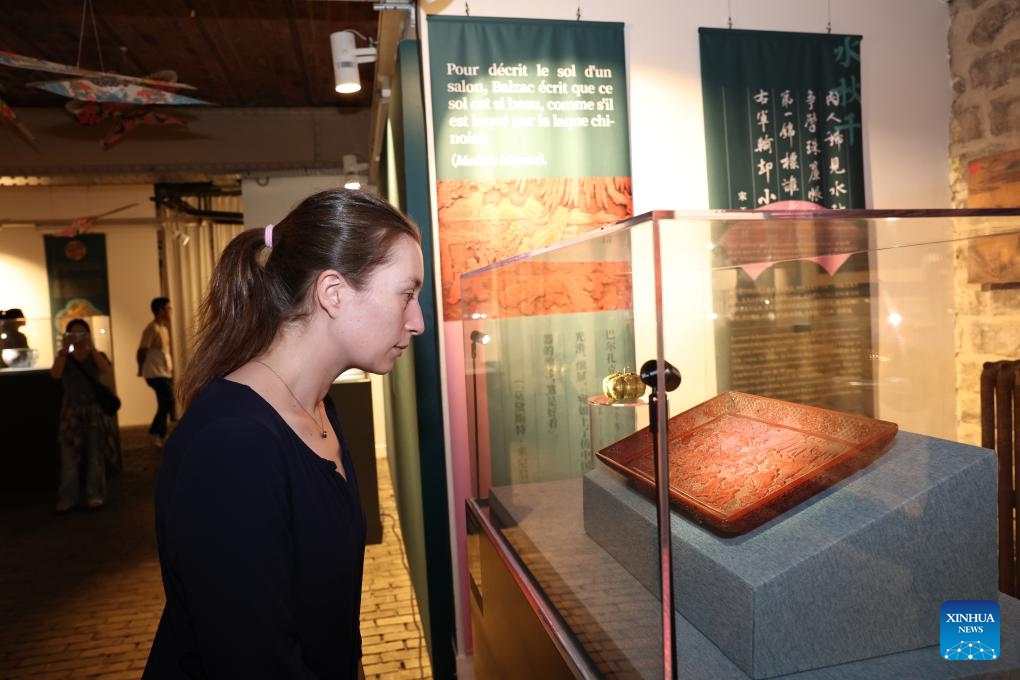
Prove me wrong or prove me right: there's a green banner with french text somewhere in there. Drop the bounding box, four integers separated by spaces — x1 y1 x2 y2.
429 16 630 181
428 17 635 489
427 16 633 323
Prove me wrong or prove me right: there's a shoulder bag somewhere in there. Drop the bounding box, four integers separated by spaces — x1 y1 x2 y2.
66 353 122 416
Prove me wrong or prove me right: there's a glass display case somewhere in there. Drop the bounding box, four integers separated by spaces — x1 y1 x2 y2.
460 209 1020 679
0 312 112 371
1 313 49 370
0 313 78 497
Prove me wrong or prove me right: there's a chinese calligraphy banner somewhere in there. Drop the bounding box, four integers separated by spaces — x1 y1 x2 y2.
482 316 637 486
699 29 873 417
699 28 865 209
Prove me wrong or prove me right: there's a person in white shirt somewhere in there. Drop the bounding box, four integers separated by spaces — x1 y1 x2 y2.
137 297 174 447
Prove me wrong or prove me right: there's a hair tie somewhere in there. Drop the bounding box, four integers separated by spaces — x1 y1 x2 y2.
264 224 274 248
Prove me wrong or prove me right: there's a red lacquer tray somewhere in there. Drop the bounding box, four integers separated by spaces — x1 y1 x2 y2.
595 391 898 536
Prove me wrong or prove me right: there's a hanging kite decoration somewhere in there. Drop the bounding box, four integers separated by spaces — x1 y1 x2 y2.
0 94 36 143
60 203 139 237
66 101 187 148
0 50 208 105
64 70 192 148
31 75 208 106
0 0 211 148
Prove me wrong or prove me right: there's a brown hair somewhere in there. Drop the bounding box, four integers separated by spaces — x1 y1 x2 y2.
177 189 421 407
66 318 90 334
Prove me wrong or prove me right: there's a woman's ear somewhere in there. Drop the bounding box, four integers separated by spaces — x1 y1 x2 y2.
314 269 348 318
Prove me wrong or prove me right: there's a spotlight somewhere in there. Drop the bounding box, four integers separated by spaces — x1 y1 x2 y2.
170 227 191 246
342 154 368 190
330 30 377 94
470 330 490 346
162 223 191 247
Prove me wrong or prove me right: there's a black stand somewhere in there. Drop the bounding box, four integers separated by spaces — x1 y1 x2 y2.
640 359 681 680
471 332 487 497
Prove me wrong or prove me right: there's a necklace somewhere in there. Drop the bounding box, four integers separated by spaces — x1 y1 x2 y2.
253 360 328 439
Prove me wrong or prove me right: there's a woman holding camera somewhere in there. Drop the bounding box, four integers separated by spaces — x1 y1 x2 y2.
50 318 118 512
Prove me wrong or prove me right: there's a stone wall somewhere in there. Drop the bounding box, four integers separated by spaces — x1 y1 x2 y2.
949 0 1020 444
950 0 1020 187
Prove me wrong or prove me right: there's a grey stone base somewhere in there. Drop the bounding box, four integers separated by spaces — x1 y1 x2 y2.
581 431 999 678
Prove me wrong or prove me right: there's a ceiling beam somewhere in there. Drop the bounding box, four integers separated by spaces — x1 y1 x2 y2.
285 0 315 105
368 8 408 187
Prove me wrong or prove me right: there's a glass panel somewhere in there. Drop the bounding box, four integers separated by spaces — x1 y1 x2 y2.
462 209 1020 678
0 314 58 371
462 216 666 677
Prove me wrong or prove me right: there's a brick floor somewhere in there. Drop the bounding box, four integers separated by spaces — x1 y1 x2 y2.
362 463 433 680
0 433 431 679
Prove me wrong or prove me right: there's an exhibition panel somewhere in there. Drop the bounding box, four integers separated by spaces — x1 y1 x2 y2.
460 209 1020 679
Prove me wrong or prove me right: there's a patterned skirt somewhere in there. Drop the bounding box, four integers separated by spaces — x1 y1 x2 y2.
59 394 120 472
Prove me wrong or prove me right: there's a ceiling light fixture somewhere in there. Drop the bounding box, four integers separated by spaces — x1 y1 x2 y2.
342 153 369 190
161 221 192 247
330 30 377 94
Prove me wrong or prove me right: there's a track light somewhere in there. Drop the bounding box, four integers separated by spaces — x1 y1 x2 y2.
330 30 377 94
341 153 369 190
170 227 190 246
162 222 191 247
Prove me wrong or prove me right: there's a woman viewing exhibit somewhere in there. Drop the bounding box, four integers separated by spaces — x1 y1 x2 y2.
143 189 425 679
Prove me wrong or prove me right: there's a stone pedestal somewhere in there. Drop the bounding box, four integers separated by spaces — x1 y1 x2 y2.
583 431 998 678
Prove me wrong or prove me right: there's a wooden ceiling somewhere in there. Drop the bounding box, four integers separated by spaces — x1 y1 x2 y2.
0 0 383 110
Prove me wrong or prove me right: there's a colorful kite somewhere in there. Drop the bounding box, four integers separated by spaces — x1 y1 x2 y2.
0 49 198 92
29 77 210 106
66 101 186 148
0 95 36 143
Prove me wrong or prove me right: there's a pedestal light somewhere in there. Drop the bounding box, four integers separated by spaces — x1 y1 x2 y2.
470 330 490 498
640 358 682 680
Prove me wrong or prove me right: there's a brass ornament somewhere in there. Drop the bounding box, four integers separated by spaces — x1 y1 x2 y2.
602 369 646 401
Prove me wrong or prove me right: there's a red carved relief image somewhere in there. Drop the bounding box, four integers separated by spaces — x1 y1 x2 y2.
439 176 633 321
596 392 897 536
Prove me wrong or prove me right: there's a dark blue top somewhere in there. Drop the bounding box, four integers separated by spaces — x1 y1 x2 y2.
143 378 366 679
